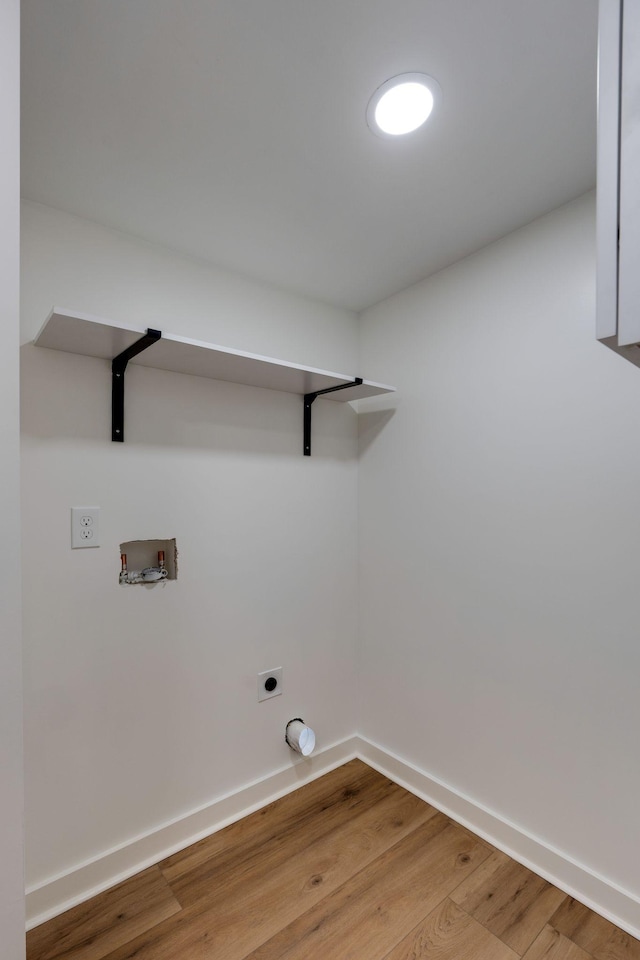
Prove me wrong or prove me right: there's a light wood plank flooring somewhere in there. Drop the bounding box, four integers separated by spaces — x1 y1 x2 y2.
27 759 640 960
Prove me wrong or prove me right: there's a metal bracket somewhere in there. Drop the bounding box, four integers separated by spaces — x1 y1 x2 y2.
112 329 162 441
303 378 363 456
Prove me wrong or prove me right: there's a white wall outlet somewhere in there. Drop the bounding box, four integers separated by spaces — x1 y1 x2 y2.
258 667 283 702
71 507 100 549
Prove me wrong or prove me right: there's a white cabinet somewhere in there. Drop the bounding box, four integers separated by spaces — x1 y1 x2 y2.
597 0 640 365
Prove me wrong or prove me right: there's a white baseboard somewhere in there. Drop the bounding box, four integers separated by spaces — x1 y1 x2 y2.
27 733 640 941
25 736 359 930
355 735 640 941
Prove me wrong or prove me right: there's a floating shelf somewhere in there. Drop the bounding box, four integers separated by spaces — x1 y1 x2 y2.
34 308 396 453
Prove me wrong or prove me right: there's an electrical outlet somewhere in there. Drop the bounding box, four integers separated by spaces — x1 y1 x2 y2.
258 667 283 702
71 507 100 549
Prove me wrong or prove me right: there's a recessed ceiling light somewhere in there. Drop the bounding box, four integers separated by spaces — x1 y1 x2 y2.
366 73 441 138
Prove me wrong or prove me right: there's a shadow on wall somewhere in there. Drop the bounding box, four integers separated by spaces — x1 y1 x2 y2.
20 343 359 461
358 408 396 455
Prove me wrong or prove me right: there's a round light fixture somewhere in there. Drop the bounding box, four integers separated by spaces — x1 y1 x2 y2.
366 72 441 138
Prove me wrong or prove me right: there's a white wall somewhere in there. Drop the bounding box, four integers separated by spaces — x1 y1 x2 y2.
358 193 640 903
1 1 26 956
21 202 359 894
24 191 640 929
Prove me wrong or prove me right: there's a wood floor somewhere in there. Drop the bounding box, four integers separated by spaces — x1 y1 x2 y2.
27 760 640 960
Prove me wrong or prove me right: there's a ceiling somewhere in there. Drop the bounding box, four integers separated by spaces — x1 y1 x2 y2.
21 0 598 312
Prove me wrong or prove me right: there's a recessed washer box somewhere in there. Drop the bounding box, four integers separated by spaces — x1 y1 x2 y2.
119 538 178 583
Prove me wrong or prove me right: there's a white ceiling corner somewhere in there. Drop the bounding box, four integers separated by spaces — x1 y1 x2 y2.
20 0 598 312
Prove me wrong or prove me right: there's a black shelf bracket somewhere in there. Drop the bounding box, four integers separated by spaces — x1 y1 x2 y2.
112 329 162 441
303 378 363 456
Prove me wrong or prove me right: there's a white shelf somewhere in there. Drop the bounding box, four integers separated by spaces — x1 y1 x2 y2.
34 308 396 452
34 308 395 403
